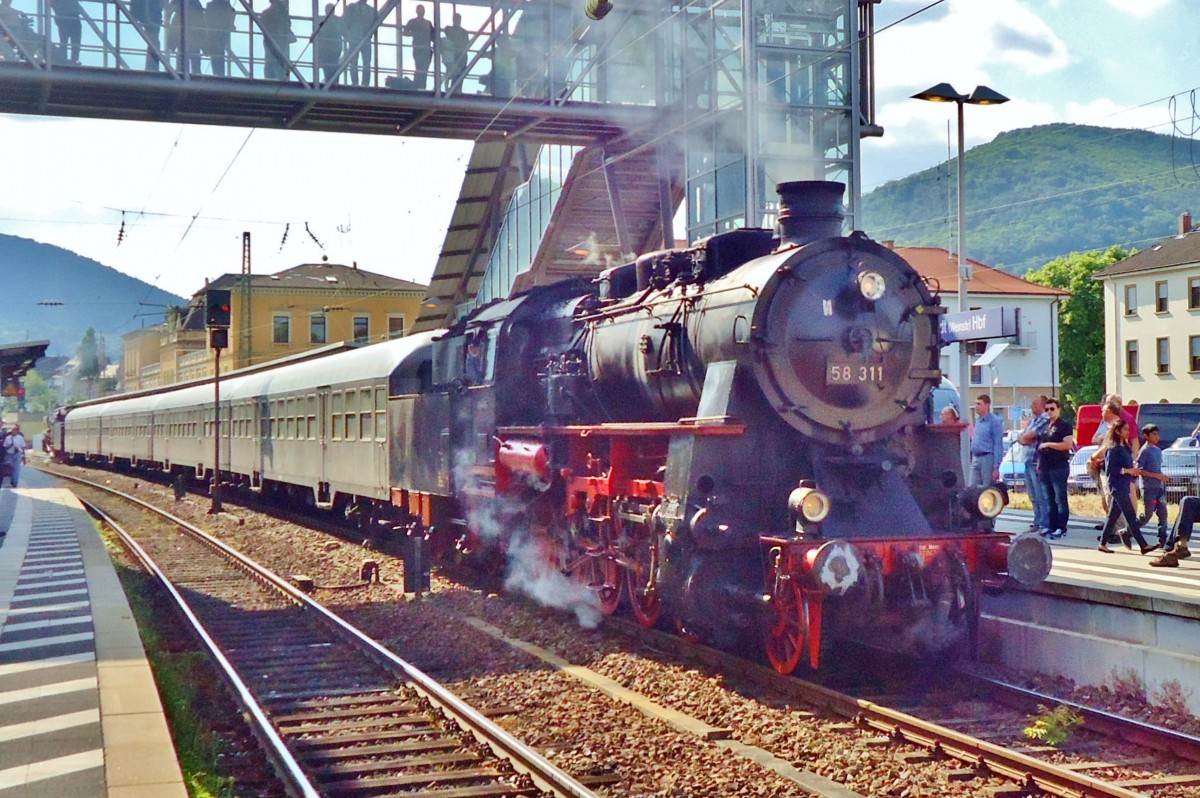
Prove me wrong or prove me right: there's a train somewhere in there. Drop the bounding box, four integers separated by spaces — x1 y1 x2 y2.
51 180 1052 673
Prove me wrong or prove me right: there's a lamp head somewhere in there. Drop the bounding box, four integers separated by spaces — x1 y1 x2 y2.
911 82 964 103
967 85 1009 106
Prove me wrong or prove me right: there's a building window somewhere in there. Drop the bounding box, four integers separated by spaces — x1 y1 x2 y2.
1191 336 1200 372
310 314 327 344
1124 285 1137 316
1190 277 1200 310
1157 337 1170 374
388 315 406 339
1156 280 1169 313
272 314 290 344
353 316 369 343
1125 339 1139 376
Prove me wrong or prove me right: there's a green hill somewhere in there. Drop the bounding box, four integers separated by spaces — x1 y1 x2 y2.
0 234 186 357
862 123 1200 274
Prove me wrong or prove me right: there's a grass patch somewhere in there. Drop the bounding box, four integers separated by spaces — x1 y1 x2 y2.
97 525 236 798
1006 489 1181 522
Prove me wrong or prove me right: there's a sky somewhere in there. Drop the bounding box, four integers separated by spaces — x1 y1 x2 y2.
3 0 1200 304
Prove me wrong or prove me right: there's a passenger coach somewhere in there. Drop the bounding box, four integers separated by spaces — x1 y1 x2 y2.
60 332 438 517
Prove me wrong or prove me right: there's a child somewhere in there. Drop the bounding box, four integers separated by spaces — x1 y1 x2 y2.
1136 424 1169 546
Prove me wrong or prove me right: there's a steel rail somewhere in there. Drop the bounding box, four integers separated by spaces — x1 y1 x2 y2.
968 671 1200 765
61 469 600 798
80 498 321 798
605 617 1148 798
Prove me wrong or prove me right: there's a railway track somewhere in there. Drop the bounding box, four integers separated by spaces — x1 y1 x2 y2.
69 474 599 798
601 616 1200 797
43 462 1200 797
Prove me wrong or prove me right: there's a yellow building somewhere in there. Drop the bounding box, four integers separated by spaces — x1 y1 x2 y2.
124 262 427 390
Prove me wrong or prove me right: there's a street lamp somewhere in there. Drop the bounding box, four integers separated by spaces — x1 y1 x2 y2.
912 83 1008 465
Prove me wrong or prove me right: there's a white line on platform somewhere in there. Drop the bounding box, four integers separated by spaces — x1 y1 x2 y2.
0 748 104 790
0 632 94 655
0 652 95 677
0 709 99 742
0 676 97 706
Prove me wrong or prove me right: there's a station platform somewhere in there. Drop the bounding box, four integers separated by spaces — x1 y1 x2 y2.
988 508 1200 711
0 469 185 798
994 508 1200 610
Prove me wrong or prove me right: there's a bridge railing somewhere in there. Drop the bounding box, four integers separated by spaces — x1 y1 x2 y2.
0 0 670 106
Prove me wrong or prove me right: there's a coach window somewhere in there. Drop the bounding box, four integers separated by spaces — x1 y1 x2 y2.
1125 339 1139 376
344 392 357 440
353 316 370 344
359 388 372 440
307 395 317 439
331 392 343 440
286 398 297 439
1124 285 1137 316
273 314 291 345
1155 281 1169 314
387 315 406 339
1157 337 1170 374
310 313 327 345
375 387 387 439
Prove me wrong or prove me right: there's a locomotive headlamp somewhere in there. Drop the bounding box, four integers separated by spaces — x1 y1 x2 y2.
976 486 1005 518
962 485 1006 520
857 271 887 301
789 485 831 524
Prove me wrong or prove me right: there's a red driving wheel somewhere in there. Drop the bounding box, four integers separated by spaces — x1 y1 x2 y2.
765 580 806 675
589 553 623 615
626 532 661 628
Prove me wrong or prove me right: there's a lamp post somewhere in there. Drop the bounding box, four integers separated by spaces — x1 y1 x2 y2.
912 83 1008 475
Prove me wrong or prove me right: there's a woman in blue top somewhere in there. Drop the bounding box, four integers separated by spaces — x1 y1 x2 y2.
1098 420 1158 554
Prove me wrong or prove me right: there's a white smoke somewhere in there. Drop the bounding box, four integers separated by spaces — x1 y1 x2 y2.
453 444 602 628
504 532 602 629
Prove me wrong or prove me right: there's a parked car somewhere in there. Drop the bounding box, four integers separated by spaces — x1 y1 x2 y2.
999 443 1027 487
1162 446 1200 500
1067 445 1099 493
1170 436 1200 449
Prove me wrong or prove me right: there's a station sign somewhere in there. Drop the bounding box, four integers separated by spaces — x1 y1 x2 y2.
939 307 1018 343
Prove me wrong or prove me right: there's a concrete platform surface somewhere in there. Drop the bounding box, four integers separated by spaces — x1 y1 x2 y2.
0 469 185 798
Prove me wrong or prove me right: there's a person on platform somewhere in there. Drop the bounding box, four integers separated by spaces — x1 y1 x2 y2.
1036 398 1073 540
202 0 235 76
969 394 1004 487
313 2 343 83
49 0 83 63
340 0 376 85
939 404 960 425
259 0 295 80
1136 423 1170 547
129 0 164 70
1150 495 1196 567
4 424 26 488
1097 420 1157 555
1017 394 1051 534
403 3 434 90
439 12 468 90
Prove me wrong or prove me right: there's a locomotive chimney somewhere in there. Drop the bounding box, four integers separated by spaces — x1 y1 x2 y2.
775 181 846 247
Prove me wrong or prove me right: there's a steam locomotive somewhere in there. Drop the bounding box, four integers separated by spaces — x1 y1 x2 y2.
55 180 1051 673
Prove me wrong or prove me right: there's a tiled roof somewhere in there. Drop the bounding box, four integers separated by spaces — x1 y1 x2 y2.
1093 230 1200 278
893 246 1069 297
205 262 428 294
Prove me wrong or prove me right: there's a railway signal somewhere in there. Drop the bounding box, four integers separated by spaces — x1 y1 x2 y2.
206 289 232 328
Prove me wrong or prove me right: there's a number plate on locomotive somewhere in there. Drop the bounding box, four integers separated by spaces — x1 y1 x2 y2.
826 359 885 385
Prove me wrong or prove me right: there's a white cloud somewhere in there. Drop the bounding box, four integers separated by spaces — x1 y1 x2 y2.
874 0 1069 93
1106 0 1171 18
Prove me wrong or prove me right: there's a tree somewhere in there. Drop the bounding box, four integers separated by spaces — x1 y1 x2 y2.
76 327 102 398
1025 246 1131 410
